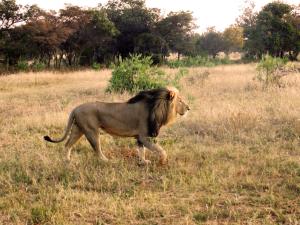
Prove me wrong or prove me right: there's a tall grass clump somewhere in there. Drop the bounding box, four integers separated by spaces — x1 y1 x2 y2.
92 62 101 71
255 54 289 89
107 54 183 93
167 55 231 68
17 60 29 71
31 61 46 72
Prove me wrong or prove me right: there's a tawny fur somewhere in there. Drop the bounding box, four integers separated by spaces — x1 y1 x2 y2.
44 87 190 164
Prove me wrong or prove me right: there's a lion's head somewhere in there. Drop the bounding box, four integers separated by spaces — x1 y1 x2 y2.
128 87 190 137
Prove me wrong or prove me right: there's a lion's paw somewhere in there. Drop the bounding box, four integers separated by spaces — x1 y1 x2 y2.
144 160 151 164
139 159 151 166
101 157 109 162
159 157 168 165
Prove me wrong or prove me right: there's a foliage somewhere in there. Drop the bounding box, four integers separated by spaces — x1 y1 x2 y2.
134 33 168 64
92 62 101 70
195 27 228 57
16 60 29 71
58 7 118 67
223 25 244 52
0 0 196 73
167 55 231 68
107 54 183 93
0 0 40 31
0 0 298 74
31 61 46 71
180 33 201 57
255 54 288 88
171 68 189 89
241 2 300 60
156 11 195 59
106 0 161 57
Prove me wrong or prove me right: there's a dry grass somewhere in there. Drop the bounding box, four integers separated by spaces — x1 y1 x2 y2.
0 64 299 225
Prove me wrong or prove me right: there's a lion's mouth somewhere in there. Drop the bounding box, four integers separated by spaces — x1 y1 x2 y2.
179 111 189 117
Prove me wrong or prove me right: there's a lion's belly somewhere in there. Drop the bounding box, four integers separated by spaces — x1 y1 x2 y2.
100 125 138 137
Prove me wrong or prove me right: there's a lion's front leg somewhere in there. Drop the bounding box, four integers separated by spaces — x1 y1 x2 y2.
137 145 151 165
136 139 151 165
138 137 167 164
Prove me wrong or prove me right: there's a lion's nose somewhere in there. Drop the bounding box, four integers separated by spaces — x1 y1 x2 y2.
187 106 190 110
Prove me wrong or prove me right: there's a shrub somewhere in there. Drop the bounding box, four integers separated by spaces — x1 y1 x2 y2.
107 54 170 93
166 55 231 68
255 55 289 89
170 68 189 89
92 62 101 70
31 61 46 72
17 60 29 71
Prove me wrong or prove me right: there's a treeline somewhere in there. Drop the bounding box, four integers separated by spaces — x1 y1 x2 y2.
239 1 299 60
0 0 299 71
0 0 196 69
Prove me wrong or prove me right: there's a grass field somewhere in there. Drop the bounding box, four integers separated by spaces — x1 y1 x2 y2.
0 64 299 225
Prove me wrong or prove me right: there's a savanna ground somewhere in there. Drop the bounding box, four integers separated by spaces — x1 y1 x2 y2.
0 64 299 225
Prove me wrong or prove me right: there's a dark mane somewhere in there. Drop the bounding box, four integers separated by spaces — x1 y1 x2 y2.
127 88 168 104
127 88 172 137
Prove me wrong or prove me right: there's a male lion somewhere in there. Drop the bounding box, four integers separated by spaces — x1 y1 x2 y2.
44 87 190 164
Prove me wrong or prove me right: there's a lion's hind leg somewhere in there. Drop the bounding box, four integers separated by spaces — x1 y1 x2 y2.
83 129 108 161
65 124 83 161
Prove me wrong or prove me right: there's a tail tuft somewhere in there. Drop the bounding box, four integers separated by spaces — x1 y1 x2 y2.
44 136 52 142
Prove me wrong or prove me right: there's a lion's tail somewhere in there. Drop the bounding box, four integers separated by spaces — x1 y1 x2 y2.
44 110 75 143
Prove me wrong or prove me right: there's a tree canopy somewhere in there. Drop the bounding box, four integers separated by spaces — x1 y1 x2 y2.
0 0 298 71
240 2 300 60
195 27 227 58
0 0 197 68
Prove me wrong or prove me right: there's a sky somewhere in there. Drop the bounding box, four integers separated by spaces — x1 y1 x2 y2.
17 0 299 33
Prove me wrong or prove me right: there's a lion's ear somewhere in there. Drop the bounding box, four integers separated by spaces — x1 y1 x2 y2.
168 90 176 101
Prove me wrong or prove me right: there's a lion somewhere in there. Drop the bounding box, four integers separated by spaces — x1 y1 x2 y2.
44 87 190 164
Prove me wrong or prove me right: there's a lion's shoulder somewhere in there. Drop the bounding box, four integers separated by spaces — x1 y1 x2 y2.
127 88 176 137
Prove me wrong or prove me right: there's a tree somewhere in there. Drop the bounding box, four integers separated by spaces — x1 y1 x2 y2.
60 6 118 66
134 33 168 63
0 0 41 65
0 0 201 71
288 5 300 60
59 6 91 66
196 27 227 58
241 2 300 59
156 11 195 59
106 0 159 57
1 26 33 65
223 25 244 52
23 10 72 67
78 8 118 65
0 0 39 31
236 0 257 29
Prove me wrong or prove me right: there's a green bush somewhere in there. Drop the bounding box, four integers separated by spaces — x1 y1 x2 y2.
170 68 188 89
92 62 101 70
17 60 29 71
107 54 171 93
167 55 231 68
31 62 46 72
256 54 289 89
